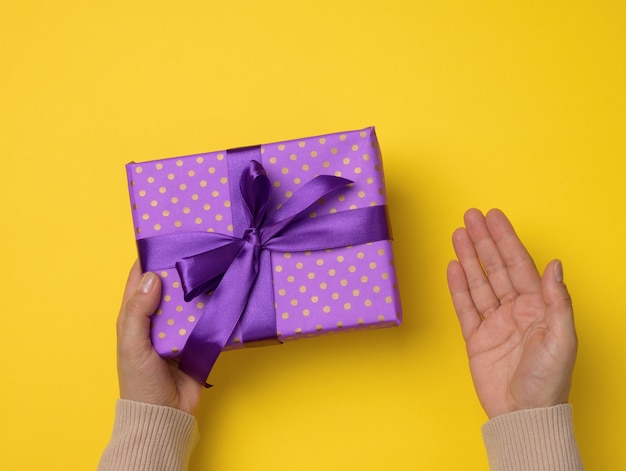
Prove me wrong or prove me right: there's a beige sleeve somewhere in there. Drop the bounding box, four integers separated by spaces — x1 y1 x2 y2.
482 404 584 471
98 399 199 471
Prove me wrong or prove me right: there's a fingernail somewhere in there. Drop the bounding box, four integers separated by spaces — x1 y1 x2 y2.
554 260 563 283
139 272 157 294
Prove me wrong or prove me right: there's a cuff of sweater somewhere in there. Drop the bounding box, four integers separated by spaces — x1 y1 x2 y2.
98 399 199 471
481 404 583 471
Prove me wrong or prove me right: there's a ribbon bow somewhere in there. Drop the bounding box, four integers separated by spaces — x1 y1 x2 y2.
138 153 390 385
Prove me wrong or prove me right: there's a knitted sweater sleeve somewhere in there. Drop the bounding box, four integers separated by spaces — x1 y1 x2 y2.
482 404 584 471
98 399 199 471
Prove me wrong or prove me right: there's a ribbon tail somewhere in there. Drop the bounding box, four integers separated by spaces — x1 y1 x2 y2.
178 242 260 386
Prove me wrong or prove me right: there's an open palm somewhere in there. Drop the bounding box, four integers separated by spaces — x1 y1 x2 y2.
447 209 577 418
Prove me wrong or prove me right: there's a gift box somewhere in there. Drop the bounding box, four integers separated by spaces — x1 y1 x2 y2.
126 127 401 384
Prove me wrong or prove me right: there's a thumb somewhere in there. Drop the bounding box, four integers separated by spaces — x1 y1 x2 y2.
120 272 162 346
541 259 575 333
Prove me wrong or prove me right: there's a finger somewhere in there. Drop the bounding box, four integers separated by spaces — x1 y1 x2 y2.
541 259 577 339
464 208 517 303
116 260 143 337
452 224 500 316
119 271 162 348
447 260 482 341
485 209 541 295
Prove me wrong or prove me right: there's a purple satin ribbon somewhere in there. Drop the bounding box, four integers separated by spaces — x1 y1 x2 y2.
137 148 390 385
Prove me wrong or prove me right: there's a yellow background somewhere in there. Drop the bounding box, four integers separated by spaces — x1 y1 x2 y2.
1 1 624 469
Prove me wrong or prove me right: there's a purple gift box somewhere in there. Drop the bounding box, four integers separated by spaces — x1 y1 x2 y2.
126 127 401 383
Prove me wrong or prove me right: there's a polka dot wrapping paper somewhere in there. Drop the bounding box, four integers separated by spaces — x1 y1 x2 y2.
126 127 402 360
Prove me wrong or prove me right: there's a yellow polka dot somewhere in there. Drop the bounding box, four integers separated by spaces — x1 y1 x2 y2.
365 299 372 307
176 305 183 312
167 318 175 326
203 203 211 210
208 166 216 174
369 262 377 269
329 208 337 214
227 224 234 232
319 137 326 144
299 285 307 293
336 321 344 328
357 251 365 259
142 213 150 220
339 134 347 141
135 166 143 174
191 194 199 201
179 328 187 336
354 167 362 174
200 180 207 187
295 327 303 334
289 154 297 161
156 163 164 170
172 347 179 353
233 338 241 344
340 279 348 287
382 272 389 280
377 249 385 255
358 191 365 198
311 295 319 303
154 224 161 231
373 286 381 293
183 207 191 214
196 156 204 164
319 282 327 289
360 131 367 137
385 296 393 304
195 217 202 224
310 151 317 157
282 312 290 319
285 190 293 198
275 265 283 272
302 164 310 171
287 275 295 282
349 265 356 273
176 160 183 167
351 144 359 151
294 177 301 184
215 214 223 221
352 289 360 297
220 176 227 184
196 302 204 309
269 157 277 164
139 190 147 197
167 173 175 180
303 309 311 316
290 299 298 307
273 181 281 188
305 251 312 256
298 141 306 148
328 269 336 276
278 288 286 296
211 190 219 197
334 171 342 177
323 161 330 168
278 144 285 151
315 324 323 331
331 292 339 300
323 306 331 313
171 196 179 203
174 221 182 227
343 157 350 165
217 153 224 161
160 271 168 278
363 154 371 161
161 209 169 217
296 262 303 269
377 315 386 322
158 332 166 339
315 258 323 266
188 315 196 322
338 195 346 202
173 281 180 288
283 252 292 259
179 183 187 191
307 272 315 280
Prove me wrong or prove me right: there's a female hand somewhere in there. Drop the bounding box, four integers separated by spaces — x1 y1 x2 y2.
447 209 578 419
116 261 202 415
